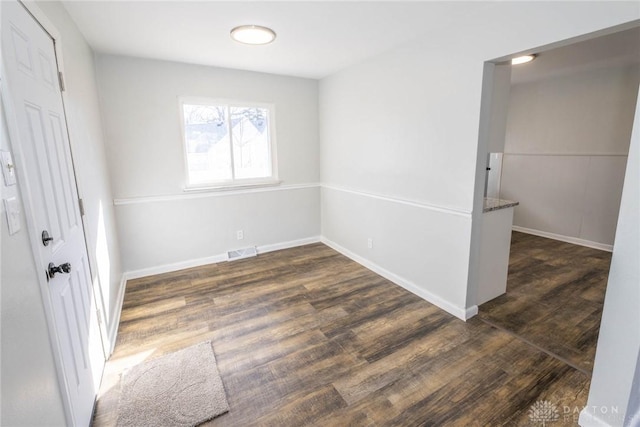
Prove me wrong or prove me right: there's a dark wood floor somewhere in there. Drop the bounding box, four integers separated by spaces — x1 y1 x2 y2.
93 242 593 426
478 231 610 375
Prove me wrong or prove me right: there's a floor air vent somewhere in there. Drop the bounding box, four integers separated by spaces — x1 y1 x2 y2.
227 246 258 261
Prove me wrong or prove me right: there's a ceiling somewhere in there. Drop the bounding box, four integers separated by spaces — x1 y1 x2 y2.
63 2 639 81
62 1 495 80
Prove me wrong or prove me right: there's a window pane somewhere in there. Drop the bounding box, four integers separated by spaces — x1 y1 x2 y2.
183 104 232 183
230 107 272 180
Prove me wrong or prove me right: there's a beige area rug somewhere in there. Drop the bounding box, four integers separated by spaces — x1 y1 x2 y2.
116 341 229 427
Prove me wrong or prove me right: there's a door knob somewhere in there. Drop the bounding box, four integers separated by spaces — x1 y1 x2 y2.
48 262 71 278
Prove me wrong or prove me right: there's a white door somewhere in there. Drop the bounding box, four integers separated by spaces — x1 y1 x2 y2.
1 1 103 426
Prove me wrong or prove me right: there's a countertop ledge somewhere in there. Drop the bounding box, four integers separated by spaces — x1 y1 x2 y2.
483 197 519 213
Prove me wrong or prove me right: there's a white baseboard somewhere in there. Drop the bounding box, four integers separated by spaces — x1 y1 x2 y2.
123 236 322 281
124 253 228 281
108 275 128 356
512 226 613 252
465 305 479 319
320 236 474 321
257 236 321 255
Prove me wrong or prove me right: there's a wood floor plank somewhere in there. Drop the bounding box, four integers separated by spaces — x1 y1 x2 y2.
479 231 610 373
93 241 597 426
319 291 422 339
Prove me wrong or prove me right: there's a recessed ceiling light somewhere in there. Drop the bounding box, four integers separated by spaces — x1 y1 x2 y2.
511 54 536 65
230 25 276 45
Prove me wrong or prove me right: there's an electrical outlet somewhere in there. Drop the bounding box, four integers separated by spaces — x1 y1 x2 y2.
367 238 373 249
237 230 244 240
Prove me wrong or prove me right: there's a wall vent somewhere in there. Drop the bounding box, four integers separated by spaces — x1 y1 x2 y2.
227 246 258 261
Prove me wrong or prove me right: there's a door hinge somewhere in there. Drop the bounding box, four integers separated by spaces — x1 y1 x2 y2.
58 71 65 92
78 198 85 216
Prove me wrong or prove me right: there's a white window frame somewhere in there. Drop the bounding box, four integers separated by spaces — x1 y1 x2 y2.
179 97 279 191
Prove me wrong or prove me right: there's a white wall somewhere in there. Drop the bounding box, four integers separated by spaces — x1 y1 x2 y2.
580 86 640 427
501 64 639 248
319 2 639 318
95 55 320 273
1 1 122 424
321 187 472 318
488 64 512 153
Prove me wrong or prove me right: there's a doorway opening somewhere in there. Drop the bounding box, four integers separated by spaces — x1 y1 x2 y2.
473 24 640 374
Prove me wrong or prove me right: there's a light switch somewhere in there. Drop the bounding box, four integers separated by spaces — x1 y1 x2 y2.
1 151 17 186
3 197 21 235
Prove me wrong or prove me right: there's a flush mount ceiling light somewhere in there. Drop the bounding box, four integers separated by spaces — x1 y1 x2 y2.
511 54 536 65
230 25 276 45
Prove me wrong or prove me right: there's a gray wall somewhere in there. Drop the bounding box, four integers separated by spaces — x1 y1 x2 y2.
319 2 639 317
488 64 512 153
94 55 320 273
580 86 640 426
501 64 639 247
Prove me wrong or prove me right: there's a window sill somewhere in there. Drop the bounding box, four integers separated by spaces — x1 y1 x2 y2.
183 180 282 193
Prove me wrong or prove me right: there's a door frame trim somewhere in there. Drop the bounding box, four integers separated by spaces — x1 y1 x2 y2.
1 1 101 425
467 20 640 309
